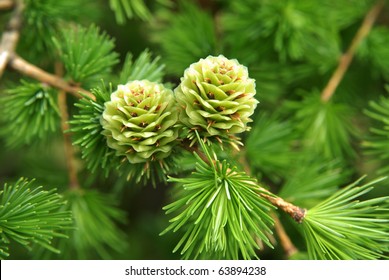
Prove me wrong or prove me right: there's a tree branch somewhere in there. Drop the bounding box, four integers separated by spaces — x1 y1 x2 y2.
0 0 23 77
272 214 298 258
260 193 306 223
321 0 385 102
0 0 14 10
8 54 95 100
55 62 80 190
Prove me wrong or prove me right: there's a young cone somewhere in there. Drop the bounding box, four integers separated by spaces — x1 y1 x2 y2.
101 80 178 163
175 55 258 146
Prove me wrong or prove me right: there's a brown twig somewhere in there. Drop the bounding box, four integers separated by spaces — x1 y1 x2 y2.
8 54 95 100
0 0 14 10
321 0 385 102
55 62 80 190
272 214 298 258
261 193 306 223
0 0 23 77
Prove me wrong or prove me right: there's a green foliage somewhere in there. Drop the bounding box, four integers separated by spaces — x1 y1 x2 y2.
53 24 119 86
21 0 92 56
36 189 127 259
119 156 180 186
70 84 116 176
358 27 389 80
316 0 374 29
279 159 348 208
245 113 296 182
109 0 151 23
0 178 72 259
64 189 127 259
222 0 340 69
150 1 217 76
301 177 389 259
162 136 274 259
364 88 389 174
290 92 355 160
118 50 165 85
0 81 60 148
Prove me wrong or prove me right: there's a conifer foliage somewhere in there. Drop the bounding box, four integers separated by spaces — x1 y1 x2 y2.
0 0 389 260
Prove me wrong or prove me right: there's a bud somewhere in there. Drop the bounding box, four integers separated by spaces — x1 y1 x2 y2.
175 55 257 146
101 80 178 163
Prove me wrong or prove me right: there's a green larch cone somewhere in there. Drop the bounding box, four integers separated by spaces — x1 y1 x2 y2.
175 55 258 147
101 80 178 163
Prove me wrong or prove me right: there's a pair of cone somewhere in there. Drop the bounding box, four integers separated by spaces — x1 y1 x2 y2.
101 55 258 163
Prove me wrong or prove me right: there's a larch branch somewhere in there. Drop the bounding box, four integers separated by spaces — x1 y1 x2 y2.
56 63 80 190
260 192 306 223
8 54 95 100
0 0 23 77
321 0 385 102
0 0 14 10
272 214 298 258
